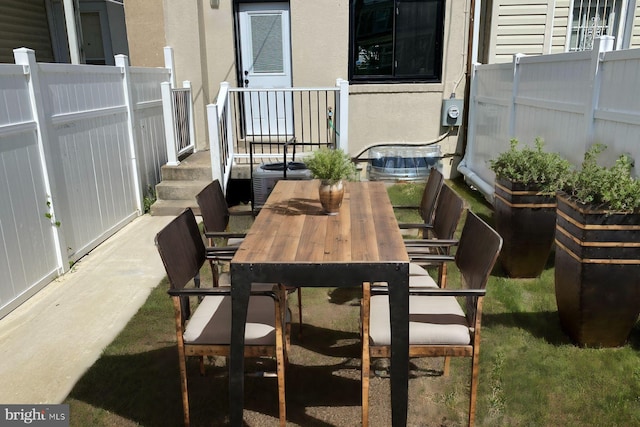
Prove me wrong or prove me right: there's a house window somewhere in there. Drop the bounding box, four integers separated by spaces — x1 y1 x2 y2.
350 0 444 83
568 0 623 51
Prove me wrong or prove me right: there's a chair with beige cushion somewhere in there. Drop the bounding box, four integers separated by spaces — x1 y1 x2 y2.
403 183 466 288
361 211 502 427
196 180 304 339
155 208 287 427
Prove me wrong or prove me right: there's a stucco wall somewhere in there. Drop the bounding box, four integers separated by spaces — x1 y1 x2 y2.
128 0 470 178
123 0 165 67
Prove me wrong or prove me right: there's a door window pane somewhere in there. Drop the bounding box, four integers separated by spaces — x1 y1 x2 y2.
251 14 284 73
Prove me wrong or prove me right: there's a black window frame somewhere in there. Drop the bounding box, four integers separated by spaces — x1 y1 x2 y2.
349 0 445 84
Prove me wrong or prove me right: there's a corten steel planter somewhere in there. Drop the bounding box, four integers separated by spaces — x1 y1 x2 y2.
554 193 640 347
494 178 557 278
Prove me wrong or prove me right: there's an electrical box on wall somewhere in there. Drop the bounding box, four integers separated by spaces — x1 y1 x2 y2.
441 98 464 127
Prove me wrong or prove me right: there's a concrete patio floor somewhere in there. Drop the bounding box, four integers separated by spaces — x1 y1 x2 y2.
0 214 174 404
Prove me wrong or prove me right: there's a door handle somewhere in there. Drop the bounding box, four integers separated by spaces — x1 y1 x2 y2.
244 79 249 86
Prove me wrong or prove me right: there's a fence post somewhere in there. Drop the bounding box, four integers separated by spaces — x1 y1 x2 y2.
183 80 197 153
584 36 614 147
115 54 144 214
509 53 525 138
13 48 68 273
164 46 176 88
162 81 179 166
336 78 349 153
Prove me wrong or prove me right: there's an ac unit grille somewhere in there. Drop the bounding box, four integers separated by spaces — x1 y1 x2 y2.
253 163 312 208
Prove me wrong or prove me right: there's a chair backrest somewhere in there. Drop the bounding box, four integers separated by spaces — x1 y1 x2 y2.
418 168 444 223
196 180 230 233
455 211 502 292
431 184 465 240
155 208 206 291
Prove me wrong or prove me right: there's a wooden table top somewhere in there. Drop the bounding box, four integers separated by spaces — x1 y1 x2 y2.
232 180 409 265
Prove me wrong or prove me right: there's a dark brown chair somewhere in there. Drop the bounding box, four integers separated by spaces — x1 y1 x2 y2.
155 208 287 427
403 184 466 288
397 167 444 234
196 180 304 339
361 211 502 427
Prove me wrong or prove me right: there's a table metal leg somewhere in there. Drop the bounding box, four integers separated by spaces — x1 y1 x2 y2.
229 268 251 426
388 269 410 427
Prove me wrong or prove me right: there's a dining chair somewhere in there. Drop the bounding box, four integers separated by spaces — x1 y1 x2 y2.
361 211 503 427
196 180 304 338
155 208 287 427
396 167 444 235
403 183 466 288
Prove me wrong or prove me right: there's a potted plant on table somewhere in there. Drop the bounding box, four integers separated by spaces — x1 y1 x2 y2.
489 137 572 278
555 143 640 347
304 147 357 215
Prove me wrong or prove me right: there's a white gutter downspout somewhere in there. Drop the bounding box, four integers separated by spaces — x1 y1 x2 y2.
63 0 81 64
457 0 495 202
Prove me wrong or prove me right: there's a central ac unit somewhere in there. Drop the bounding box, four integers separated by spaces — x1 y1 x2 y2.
253 162 312 208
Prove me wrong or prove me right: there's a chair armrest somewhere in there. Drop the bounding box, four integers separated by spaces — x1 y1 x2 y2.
205 246 238 261
204 231 247 239
168 286 281 300
407 254 455 263
404 238 459 247
369 285 486 298
398 223 433 230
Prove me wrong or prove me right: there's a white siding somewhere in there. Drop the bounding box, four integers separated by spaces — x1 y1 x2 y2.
489 1 554 63
632 6 640 48
0 0 55 63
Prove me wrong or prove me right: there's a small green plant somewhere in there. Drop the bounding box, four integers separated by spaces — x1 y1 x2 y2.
304 148 357 184
565 143 640 213
44 197 61 227
489 137 572 194
143 186 156 214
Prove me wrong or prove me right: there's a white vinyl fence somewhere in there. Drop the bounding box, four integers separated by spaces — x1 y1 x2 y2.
0 48 173 318
460 36 640 202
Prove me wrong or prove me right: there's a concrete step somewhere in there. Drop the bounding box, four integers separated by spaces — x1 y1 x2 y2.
155 180 209 201
150 199 200 216
161 163 212 181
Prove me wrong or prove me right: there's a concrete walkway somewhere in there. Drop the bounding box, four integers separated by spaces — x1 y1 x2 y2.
0 214 174 404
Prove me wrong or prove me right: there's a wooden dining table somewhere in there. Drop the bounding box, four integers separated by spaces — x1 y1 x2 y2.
229 179 410 426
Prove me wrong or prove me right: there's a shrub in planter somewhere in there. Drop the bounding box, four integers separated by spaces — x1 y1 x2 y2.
555 144 640 347
490 138 572 277
304 148 357 215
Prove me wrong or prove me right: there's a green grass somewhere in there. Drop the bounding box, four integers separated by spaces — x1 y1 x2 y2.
64 177 640 426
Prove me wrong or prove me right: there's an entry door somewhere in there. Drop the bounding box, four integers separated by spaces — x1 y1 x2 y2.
238 3 293 136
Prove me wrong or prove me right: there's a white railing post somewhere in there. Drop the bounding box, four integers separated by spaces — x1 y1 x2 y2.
164 46 176 88
183 80 197 153
208 103 224 189
584 36 614 147
509 53 525 138
161 81 179 166
13 48 68 273
115 54 143 214
336 78 349 153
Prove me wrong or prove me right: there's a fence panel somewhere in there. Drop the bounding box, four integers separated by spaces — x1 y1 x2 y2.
0 51 173 319
593 49 640 165
40 63 137 261
130 67 170 197
461 40 640 202
0 65 60 316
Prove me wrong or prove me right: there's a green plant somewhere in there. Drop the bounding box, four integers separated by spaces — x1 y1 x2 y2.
489 137 572 193
304 148 357 184
565 143 640 213
143 186 156 214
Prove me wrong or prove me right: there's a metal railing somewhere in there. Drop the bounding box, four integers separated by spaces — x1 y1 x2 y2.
208 79 349 192
162 81 196 166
